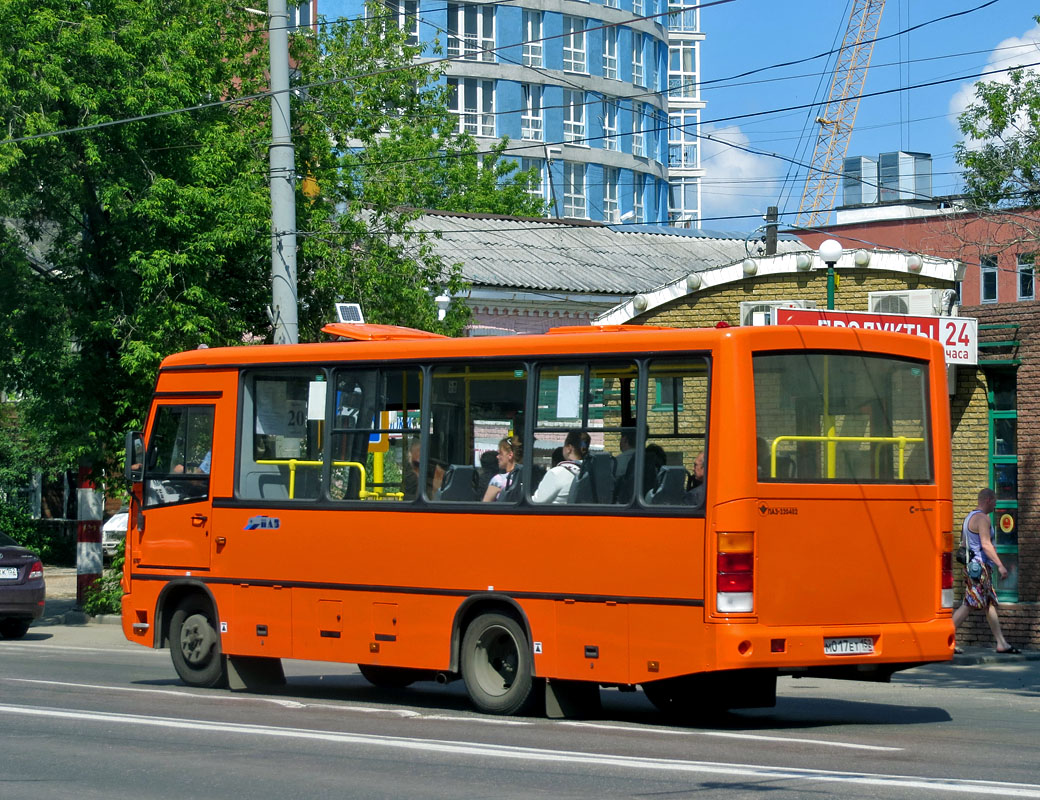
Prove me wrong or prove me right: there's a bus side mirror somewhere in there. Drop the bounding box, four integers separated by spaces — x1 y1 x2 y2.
125 431 144 483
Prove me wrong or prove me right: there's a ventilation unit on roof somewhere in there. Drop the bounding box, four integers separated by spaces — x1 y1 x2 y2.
868 289 944 316
739 299 818 327
335 303 365 324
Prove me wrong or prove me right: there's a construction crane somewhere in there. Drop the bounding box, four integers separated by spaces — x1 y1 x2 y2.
796 0 885 230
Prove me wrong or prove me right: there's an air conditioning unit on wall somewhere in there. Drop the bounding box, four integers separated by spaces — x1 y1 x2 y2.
739 299 818 326
868 289 945 316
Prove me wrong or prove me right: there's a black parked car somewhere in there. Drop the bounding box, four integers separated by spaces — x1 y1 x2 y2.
0 531 45 639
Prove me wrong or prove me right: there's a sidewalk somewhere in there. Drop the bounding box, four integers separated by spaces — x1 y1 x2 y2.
32 566 122 627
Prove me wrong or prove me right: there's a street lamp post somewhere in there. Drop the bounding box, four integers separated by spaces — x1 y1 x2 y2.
818 239 843 310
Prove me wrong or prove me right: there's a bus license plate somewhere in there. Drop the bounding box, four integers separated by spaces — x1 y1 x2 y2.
0 567 18 580
824 636 874 655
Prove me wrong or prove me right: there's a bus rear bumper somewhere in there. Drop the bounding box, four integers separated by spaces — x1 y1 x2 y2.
711 619 955 677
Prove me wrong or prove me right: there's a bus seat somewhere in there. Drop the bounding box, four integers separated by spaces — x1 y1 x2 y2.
437 465 479 501
647 465 688 505
568 452 616 504
530 464 547 493
254 472 289 500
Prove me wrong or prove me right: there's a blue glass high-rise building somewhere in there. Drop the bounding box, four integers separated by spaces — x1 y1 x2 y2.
315 0 701 225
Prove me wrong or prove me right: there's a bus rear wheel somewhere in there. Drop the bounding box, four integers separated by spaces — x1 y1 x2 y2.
358 664 423 688
461 612 535 715
169 598 227 688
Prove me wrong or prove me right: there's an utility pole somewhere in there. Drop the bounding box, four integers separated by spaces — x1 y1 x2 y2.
764 206 778 255
268 0 299 344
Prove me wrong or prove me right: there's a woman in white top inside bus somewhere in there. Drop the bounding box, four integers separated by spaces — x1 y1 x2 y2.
482 436 522 501
532 429 587 504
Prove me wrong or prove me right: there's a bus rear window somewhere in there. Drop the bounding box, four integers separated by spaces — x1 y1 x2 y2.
753 353 932 483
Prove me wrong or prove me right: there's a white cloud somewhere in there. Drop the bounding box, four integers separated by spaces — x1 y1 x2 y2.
949 22 1040 142
699 125 784 228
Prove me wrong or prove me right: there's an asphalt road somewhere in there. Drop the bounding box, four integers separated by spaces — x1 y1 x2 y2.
2 623 1039 799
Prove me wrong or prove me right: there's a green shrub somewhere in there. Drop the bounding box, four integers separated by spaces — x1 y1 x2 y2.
82 540 124 616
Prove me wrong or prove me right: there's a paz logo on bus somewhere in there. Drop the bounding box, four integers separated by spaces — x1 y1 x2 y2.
758 503 798 516
244 516 281 531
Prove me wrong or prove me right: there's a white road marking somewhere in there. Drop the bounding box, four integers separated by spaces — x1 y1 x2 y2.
1 703 1038 796
560 720 901 752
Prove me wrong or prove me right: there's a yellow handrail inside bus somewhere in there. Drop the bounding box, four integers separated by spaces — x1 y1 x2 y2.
770 435 924 480
256 459 404 500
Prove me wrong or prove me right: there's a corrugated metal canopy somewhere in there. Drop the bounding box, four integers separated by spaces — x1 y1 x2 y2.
409 211 805 294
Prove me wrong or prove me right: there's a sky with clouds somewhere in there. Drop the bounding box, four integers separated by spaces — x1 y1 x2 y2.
697 0 1040 233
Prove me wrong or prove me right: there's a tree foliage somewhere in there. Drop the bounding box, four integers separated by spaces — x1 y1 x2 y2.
0 0 546 477
956 36 1040 209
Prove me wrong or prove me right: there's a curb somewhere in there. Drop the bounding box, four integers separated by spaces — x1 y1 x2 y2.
951 649 1040 666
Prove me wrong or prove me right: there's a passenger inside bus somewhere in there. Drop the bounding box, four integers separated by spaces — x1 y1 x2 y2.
682 452 706 511
483 437 521 502
402 439 444 501
476 450 500 498
531 429 586 504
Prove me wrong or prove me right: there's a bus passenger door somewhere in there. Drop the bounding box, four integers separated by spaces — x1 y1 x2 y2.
136 404 215 571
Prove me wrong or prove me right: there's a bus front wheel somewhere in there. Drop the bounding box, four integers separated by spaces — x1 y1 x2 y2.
169 598 227 688
460 612 535 715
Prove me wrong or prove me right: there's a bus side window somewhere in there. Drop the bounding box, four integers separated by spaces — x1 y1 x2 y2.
642 358 709 510
429 362 527 503
143 405 214 507
238 370 325 501
330 367 421 502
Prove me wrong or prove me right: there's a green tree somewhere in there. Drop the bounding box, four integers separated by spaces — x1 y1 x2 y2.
0 0 546 475
956 47 1040 208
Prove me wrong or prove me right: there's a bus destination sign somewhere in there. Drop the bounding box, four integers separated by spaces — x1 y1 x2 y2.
776 309 978 366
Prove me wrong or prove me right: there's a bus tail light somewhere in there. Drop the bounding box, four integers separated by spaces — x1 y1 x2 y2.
940 531 954 608
717 532 754 613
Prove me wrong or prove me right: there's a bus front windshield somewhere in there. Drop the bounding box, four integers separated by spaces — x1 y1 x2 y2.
753 352 932 483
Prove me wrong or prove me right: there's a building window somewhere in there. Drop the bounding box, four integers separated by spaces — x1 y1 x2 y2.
602 99 618 150
668 109 698 167
521 84 543 141
1018 254 1035 301
633 173 644 222
668 41 697 99
666 2 698 31
605 0 619 8
383 0 418 45
447 78 494 137
563 161 586 218
522 10 542 67
288 2 312 30
603 166 619 222
987 370 1019 602
602 26 618 80
520 157 547 201
669 177 698 225
632 34 644 87
562 16 586 73
633 0 644 16
564 90 585 143
447 3 495 62
632 102 646 157
981 255 998 303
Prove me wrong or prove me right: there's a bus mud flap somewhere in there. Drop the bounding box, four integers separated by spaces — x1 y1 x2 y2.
227 655 287 691
545 679 601 719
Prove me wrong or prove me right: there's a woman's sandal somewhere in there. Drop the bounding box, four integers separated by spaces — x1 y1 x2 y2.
996 646 1022 655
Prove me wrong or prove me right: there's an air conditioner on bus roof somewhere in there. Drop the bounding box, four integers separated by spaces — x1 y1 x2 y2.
739 299 818 327
868 289 944 316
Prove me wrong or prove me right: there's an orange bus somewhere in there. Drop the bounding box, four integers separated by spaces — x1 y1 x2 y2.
122 322 955 717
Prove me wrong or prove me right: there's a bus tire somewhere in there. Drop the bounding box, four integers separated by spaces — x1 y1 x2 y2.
358 664 422 688
460 612 535 716
169 598 227 688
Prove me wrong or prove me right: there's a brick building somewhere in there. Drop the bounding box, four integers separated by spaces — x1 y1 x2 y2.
797 202 1039 649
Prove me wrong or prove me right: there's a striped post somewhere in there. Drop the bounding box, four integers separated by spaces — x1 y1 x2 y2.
76 465 104 605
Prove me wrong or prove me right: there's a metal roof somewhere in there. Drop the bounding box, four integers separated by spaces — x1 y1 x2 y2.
409 212 807 294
